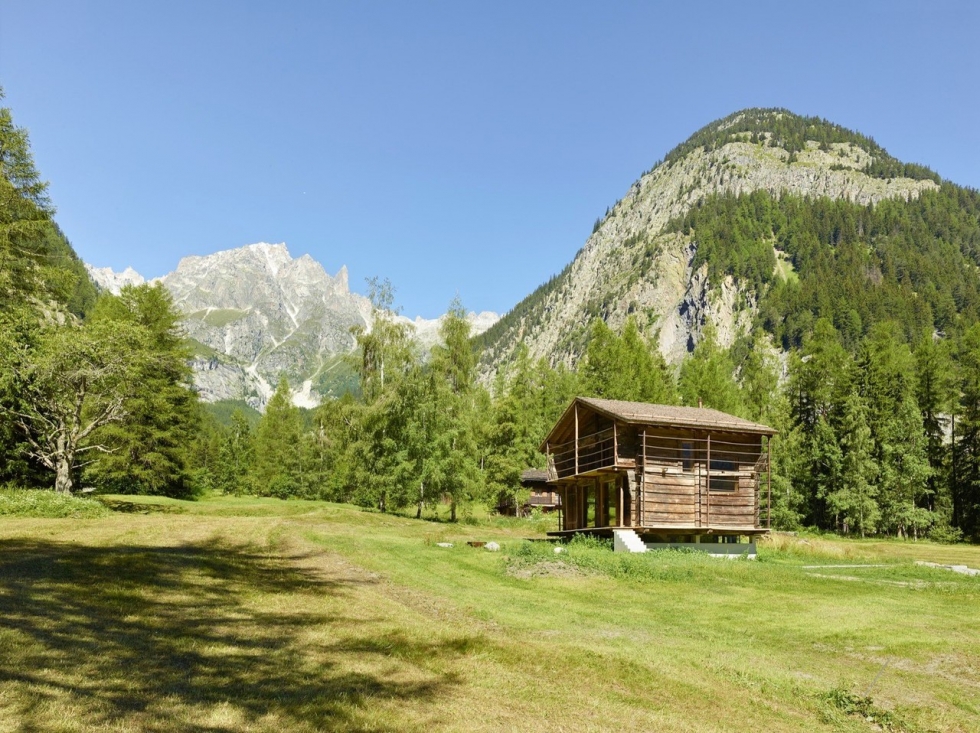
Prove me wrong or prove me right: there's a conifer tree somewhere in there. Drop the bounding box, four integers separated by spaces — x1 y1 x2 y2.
787 320 853 526
214 410 255 495
580 319 621 399
914 334 955 516
348 278 415 512
252 377 304 498
428 299 483 521
486 345 544 515
952 324 980 537
678 324 745 416
84 284 199 496
308 393 361 502
829 391 879 535
580 317 676 403
857 323 933 536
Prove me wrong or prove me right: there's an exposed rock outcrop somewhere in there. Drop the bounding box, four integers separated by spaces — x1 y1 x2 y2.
88 243 499 409
478 124 939 381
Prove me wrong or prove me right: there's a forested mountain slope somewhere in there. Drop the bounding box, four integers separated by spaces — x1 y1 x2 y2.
477 108 979 377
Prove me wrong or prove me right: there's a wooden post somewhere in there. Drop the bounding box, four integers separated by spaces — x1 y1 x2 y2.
613 421 618 466
767 436 772 530
639 428 646 528
574 402 579 476
706 433 711 530
618 478 624 527
598 480 605 527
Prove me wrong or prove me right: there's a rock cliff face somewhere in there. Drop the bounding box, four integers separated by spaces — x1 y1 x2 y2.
477 110 939 379
165 243 373 408
84 264 145 294
88 243 499 409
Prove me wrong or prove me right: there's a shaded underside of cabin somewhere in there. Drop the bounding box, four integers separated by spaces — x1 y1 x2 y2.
542 398 775 540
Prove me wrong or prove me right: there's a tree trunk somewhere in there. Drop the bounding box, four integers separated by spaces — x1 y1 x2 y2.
55 453 74 494
450 499 457 522
416 481 424 519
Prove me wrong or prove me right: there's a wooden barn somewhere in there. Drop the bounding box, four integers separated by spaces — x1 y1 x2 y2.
541 397 775 544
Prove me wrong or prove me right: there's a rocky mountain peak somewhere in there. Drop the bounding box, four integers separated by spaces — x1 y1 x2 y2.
84 263 146 295
87 243 498 409
477 107 942 381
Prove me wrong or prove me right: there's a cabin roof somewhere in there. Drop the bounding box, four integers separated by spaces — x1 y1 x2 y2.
520 469 551 485
542 397 776 449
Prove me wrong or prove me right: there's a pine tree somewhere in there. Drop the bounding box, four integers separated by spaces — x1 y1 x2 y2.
84 284 199 496
619 317 678 404
310 393 362 502
580 317 676 403
914 334 955 517
252 377 304 498
486 345 545 515
829 391 879 536
787 320 853 527
348 278 416 512
214 410 255 495
953 324 980 537
857 323 933 536
678 324 745 416
428 299 483 521
580 319 622 399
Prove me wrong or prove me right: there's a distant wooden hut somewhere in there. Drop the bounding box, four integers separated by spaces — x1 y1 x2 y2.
541 397 775 542
520 469 561 512
496 469 562 516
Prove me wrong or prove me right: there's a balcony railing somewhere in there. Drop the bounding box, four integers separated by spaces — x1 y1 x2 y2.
550 427 615 479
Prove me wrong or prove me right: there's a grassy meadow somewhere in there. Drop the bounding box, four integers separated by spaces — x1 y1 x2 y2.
0 493 977 732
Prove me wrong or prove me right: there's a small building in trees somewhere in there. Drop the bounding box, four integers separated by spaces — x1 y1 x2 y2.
496 469 561 516
541 397 775 548
520 469 562 512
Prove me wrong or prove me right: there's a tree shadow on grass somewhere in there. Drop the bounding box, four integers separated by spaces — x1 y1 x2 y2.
0 537 473 732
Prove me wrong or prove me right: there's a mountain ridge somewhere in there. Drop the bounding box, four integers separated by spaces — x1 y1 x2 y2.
86 243 499 409
476 107 953 380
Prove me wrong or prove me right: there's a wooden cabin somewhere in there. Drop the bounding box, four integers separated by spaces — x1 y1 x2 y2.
496 469 561 516
541 397 775 541
520 469 561 512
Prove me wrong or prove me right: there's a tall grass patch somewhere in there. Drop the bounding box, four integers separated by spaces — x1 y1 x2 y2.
0 486 110 519
507 535 761 583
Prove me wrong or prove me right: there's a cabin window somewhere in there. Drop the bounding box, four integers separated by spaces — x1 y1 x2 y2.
709 458 737 492
681 442 693 471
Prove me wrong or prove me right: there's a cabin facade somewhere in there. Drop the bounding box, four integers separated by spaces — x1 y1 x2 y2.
541 397 775 541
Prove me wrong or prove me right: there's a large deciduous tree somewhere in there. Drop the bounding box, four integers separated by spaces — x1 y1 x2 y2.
3 320 146 493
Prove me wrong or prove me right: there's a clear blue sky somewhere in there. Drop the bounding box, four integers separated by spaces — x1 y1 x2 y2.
2 1 978 318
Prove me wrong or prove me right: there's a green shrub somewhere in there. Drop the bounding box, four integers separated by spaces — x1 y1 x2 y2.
927 523 965 544
0 487 110 519
821 687 918 732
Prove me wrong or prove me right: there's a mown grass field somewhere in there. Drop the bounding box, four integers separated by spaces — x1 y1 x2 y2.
0 494 978 732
